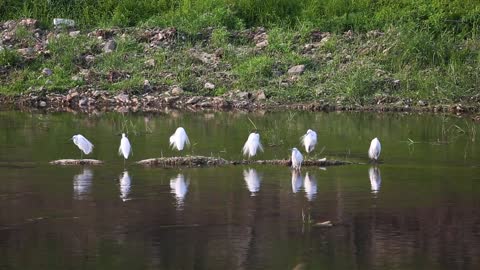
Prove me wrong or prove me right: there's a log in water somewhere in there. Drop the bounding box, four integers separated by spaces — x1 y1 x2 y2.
136 156 353 167
49 159 104 165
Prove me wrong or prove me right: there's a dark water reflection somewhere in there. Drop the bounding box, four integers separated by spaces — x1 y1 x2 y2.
0 111 480 270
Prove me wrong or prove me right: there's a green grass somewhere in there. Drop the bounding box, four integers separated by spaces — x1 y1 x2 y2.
0 48 20 67
1 0 479 34
0 0 479 104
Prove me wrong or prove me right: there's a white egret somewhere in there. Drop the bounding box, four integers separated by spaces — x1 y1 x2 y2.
73 168 93 200
118 133 132 163
243 168 261 195
170 174 189 207
304 172 317 201
368 137 381 161
300 129 317 153
242 132 263 158
291 170 303 193
169 127 190 151
291 148 303 171
119 171 131 202
368 167 381 194
72 134 93 158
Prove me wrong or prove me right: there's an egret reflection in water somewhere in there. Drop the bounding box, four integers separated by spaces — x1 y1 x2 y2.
243 168 261 196
304 172 317 201
291 170 303 193
369 166 382 194
73 168 93 200
170 174 189 207
119 171 131 201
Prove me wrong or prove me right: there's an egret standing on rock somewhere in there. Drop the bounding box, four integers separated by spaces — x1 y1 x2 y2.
291 148 303 171
368 137 381 161
242 132 263 158
72 134 93 159
119 133 132 160
169 127 190 151
300 129 317 153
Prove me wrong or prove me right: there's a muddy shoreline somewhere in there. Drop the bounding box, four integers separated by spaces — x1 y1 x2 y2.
1 19 479 119
1 89 480 118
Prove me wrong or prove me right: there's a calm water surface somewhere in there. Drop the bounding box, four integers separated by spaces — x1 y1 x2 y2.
1 110 480 270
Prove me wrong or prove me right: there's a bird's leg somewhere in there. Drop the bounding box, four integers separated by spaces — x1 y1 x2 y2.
80 151 83 160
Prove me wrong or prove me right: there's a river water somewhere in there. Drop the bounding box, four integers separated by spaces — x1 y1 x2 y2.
0 110 479 270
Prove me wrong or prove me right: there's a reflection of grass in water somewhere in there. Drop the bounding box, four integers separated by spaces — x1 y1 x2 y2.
403 118 477 159
263 121 285 147
439 117 477 144
119 119 139 135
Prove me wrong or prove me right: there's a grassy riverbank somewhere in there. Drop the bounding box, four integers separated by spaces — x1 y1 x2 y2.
0 0 479 106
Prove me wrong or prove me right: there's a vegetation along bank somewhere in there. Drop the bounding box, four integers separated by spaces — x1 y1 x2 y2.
0 1 479 114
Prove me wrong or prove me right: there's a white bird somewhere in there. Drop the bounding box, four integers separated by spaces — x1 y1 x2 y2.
291 170 303 193
119 171 131 202
118 133 132 160
291 148 303 171
170 174 189 206
73 168 93 200
368 137 381 161
243 168 261 195
369 167 381 194
304 172 317 201
242 132 263 158
72 134 93 158
300 129 317 153
169 127 190 151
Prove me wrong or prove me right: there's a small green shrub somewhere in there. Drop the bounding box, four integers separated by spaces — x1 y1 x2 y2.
234 55 273 86
211 27 229 48
0 48 20 67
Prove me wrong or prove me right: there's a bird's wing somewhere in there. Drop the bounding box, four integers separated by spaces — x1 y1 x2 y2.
120 138 132 157
79 136 94 154
182 130 190 146
118 138 124 156
300 134 307 145
169 135 175 148
311 132 317 145
258 140 264 152
242 139 250 156
252 134 262 153
370 140 381 158
180 130 190 146
297 151 303 163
